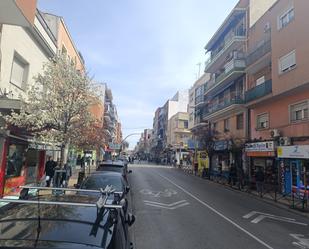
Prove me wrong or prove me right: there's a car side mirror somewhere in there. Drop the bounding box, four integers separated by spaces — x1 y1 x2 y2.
128 170 132 174
125 186 130 193
126 213 135 227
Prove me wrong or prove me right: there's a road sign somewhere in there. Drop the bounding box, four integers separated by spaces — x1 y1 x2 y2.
143 200 189 210
243 211 308 226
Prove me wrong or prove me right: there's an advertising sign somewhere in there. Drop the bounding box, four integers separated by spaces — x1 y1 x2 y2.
3 176 25 196
245 141 275 152
277 145 309 159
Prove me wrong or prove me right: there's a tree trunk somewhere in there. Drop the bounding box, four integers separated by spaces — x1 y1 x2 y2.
60 141 70 168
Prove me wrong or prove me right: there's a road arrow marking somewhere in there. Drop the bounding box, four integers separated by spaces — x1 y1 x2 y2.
290 234 309 249
143 200 189 210
243 211 308 226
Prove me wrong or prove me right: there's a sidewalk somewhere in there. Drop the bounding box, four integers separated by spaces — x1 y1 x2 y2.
68 164 97 187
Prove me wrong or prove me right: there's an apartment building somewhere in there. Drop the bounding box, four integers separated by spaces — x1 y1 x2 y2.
0 3 59 197
245 0 309 193
40 12 85 72
189 73 210 150
202 0 249 174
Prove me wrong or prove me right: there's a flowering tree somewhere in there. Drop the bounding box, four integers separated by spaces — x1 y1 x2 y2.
5 54 98 166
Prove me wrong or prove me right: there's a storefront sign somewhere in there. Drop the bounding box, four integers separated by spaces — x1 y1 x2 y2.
245 141 275 152
277 145 309 159
28 143 55 151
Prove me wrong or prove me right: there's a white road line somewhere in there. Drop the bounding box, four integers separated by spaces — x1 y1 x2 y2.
144 202 190 210
158 173 274 249
143 200 187 207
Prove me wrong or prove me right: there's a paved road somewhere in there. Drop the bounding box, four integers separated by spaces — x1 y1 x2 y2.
128 164 309 249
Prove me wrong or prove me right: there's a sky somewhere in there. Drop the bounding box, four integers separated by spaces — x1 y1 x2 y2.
38 0 238 149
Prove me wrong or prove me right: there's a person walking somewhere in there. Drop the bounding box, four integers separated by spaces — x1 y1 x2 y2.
63 162 72 187
45 156 55 187
255 167 265 197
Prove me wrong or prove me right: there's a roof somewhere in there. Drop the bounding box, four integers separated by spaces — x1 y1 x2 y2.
0 195 114 248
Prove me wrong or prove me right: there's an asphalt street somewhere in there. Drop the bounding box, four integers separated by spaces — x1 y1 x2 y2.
128 163 309 249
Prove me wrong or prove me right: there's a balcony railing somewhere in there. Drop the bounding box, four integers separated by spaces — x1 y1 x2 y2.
246 39 271 66
195 95 204 106
203 95 244 119
204 59 245 93
245 79 272 103
205 30 246 71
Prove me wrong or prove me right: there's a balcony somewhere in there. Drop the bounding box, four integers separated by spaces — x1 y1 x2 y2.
205 30 246 73
245 79 272 103
195 95 204 107
246 39 271 74
202 95 245 120
205 58 246 95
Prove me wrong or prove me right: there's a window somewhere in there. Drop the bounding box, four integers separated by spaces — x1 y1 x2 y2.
213 122 217 131
224 118 230 132
278 8 294 29
10 53 29 90
6 142 27 178
256 76 265 86
290 101 308 122
279 50 296 74
257 113 269 129
184 120 188 129
236 114 244 130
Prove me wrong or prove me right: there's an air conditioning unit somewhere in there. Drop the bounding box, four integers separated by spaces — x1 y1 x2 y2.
270 129 280 138
279 137 291 146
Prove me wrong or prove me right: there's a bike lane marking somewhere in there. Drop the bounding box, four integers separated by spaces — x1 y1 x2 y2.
157 173 274 249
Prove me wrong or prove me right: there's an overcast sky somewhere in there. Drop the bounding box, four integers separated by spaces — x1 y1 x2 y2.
38 0 238 149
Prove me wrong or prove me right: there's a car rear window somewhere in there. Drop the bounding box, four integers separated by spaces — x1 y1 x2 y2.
81 175 123 191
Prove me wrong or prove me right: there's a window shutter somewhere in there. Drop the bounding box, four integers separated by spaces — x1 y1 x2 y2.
11 59 25 88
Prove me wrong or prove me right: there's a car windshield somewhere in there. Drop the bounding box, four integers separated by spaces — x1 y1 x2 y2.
81 175 123 192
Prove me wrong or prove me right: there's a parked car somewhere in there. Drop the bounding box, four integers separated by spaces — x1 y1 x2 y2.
77 171 130 212
0 187 135 249
97 161 132 181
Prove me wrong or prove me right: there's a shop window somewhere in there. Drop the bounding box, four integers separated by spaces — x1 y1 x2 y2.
6 143 27 178
236 113 244 130
256 113 269 129
290 100 308 122
279 50 296 74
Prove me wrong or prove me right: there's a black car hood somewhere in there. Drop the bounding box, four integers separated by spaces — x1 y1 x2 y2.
0 195 115 248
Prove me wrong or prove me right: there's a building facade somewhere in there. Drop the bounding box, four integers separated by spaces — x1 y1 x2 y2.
0 5 58 197
202 0 249 175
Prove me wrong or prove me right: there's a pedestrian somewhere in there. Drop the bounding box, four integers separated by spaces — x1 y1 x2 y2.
237 166 244 190
229 163 236 186
45 156 55 187
255 167 265 197
63 162 72 187
194 162 198 176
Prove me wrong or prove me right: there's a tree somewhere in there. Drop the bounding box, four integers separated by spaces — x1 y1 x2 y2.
193 125 219 177
5 54 98 166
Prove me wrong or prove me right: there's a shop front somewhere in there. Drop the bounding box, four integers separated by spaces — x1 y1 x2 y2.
211 140 230 178
277 145 309 197
245 141 277 184
0 135 55 197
